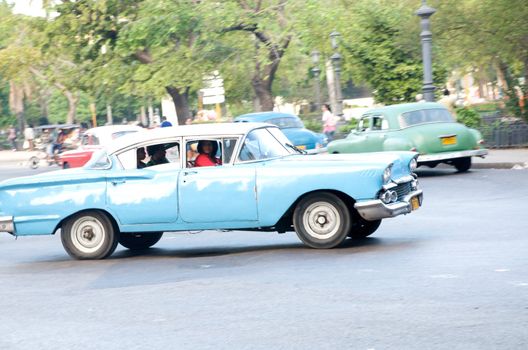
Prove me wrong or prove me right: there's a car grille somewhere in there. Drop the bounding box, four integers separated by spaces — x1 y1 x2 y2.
395 182 412 200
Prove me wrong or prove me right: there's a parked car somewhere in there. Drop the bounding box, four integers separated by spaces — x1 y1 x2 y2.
59 124 144 169
234 112 327 153
0 123 422 260
327 102 488 172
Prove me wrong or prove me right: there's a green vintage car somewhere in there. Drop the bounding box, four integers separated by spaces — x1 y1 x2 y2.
328 102 488 172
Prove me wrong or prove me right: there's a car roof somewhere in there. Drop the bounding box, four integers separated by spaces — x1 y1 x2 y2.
365 102 447 117
85 124 144 145
106 122 272 154
235 111 299 122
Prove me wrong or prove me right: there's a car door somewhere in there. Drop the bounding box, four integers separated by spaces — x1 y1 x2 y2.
359 114 386 151
178 137 258 223
106 142 181 225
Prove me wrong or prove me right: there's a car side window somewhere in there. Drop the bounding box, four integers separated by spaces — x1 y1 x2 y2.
116 142 180 170
371 116 384 131
223 138 238 164
358 116 371 132
186 139 222 168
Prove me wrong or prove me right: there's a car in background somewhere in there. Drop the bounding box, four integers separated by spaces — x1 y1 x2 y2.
234 112 327 153
59 124 144 169
0 122 422 260
327 102 488 172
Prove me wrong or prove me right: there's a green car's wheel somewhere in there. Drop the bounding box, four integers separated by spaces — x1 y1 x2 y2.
348 218 382 239
454 157 471 172
61 211 119 260
293 192 351 249
119 232 163 250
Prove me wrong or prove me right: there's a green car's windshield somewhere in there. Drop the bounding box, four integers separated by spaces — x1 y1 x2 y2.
400 108 454 128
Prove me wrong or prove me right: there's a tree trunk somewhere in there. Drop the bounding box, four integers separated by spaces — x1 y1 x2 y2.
495 60 509 92
9 81 25 134
166 86 191 125
106 104 113 125
63 90 78 124
252 75 274 111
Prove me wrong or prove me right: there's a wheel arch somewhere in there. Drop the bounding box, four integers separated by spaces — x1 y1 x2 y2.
274 189 357 233
54 208 120 235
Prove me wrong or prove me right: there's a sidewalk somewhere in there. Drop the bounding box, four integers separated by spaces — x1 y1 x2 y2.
0 150 47 168
472 148 528 169
0 148 527 169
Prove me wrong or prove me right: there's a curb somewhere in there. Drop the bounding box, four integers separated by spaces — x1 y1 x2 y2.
472 162 528 170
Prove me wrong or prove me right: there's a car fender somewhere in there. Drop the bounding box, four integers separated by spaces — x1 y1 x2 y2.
327 134 367 153
382 137 414 151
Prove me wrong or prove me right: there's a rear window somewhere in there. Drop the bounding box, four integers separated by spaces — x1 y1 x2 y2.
268 117 304 129
400 108 454 127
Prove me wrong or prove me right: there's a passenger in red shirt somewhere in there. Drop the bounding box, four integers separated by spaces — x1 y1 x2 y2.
195 140 221 167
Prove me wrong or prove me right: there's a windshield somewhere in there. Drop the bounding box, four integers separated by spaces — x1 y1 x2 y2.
237 127 293 162
84 149 111 169
399 108 454 128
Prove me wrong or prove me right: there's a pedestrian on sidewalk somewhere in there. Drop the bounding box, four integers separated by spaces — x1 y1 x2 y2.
7 125 17 151
322 104 337 141
24 124 35 151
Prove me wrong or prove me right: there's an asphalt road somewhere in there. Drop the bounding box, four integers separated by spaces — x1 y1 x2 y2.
1 166 527 349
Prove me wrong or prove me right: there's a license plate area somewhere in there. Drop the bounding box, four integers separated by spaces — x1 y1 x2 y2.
297 145 306 150
441 135 457 146
411 196 420 211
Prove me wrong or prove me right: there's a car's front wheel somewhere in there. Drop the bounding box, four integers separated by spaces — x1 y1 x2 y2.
61 211 119 260
119 232 163 250
348 218 382 239
454 157 471 172
293 192 351 249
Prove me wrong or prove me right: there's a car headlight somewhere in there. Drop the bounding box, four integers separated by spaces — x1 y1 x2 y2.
382 165 392 184
409 158 418 172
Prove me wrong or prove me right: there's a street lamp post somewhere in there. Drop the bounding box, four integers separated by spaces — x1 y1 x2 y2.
329 31 343 116
416 0 436 102
311 50 322 110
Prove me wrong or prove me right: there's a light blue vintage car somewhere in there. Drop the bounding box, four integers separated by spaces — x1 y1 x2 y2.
0 123 423 260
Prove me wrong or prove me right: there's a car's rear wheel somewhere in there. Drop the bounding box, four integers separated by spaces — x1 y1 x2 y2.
293 192 351 249
348 218 382 239
454 157 471 172
61 211 119 260
119 232 163 250
62 162 70 169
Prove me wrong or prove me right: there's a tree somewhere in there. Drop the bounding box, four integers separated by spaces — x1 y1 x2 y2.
213 0 294 111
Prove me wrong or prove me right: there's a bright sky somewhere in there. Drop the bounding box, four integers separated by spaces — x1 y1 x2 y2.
9 0 46 17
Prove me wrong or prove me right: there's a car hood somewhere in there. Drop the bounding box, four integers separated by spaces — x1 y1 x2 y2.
403 122 479 154
274 152 417 179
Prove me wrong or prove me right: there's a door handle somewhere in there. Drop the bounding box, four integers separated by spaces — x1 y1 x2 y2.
111 179 126 185
184 171 198 176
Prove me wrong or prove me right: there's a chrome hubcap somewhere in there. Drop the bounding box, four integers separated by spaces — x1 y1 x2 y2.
303 201 340 240
71 216 106 253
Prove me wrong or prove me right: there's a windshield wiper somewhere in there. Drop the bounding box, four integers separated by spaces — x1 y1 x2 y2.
285 143 306 154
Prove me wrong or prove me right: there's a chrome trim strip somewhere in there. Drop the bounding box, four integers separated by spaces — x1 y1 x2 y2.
354 189 423 221
0 216 15 234
417 149 488 162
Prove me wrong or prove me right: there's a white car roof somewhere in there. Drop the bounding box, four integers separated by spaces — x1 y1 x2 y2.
106 122 273 154
84 124 144 145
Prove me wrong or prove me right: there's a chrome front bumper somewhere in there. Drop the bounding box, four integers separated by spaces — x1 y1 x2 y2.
418 149 488 163
354 190 423 221
0 216 15 234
